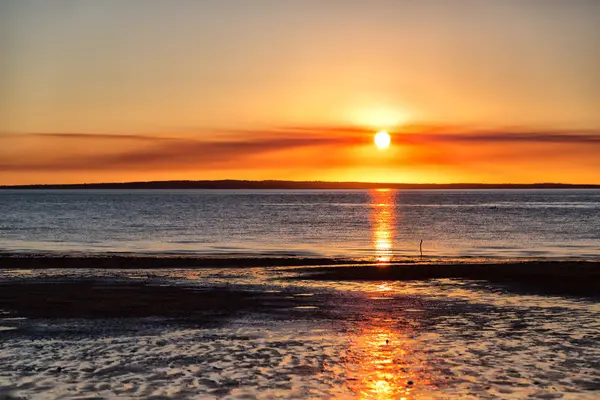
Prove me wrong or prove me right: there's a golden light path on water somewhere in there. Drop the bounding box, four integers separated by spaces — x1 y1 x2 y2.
353 193 438 398
370 189 396 264
343 284 436 399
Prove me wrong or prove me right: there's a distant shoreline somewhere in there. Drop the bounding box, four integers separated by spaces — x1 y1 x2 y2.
2 179 600 190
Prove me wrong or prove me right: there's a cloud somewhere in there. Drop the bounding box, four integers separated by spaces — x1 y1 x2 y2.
0 132 175 142
267 126 600 146
0 132 351 172
419 131 600 144
2 127 599 173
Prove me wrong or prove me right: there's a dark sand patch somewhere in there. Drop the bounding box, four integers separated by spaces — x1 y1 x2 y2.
295 261 600 298
1 254 599 298
0 254 364 269
0 280 332 326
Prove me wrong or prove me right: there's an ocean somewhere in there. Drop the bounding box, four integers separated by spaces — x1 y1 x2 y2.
1 189 599 259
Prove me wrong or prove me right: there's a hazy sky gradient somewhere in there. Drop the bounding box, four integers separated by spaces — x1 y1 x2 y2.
1 0 599 184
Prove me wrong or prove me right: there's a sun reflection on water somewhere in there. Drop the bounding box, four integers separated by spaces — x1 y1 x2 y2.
343 299 436 398
344 321 436 399
370 189 396 264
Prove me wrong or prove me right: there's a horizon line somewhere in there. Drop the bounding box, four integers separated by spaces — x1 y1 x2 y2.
2 179 600 189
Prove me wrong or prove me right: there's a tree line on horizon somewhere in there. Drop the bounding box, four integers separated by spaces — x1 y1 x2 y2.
2 180 599 190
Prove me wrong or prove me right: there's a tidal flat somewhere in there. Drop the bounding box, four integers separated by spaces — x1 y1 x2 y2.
0 261 599 399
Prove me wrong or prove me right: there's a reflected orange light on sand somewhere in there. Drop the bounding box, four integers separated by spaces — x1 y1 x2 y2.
370 189 396 264
344 318 435 399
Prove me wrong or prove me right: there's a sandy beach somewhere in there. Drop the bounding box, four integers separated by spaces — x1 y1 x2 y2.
1 256 599 399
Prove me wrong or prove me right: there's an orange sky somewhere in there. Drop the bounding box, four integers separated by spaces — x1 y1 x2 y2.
1 1 599 185
2 126 599 185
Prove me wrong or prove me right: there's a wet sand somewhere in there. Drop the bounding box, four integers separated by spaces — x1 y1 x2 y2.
0 253 359 269
295 261 600 298
0 280 331 324
1 254 599 297
1 259 599 399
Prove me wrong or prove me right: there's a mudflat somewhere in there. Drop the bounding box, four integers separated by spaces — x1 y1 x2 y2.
1 261 599 399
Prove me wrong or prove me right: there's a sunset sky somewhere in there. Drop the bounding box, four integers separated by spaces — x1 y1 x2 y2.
1 0 599 185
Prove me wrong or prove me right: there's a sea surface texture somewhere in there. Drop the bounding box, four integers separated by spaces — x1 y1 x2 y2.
1 189 599 259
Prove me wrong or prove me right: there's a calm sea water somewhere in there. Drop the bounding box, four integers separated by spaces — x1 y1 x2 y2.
1 189 599 259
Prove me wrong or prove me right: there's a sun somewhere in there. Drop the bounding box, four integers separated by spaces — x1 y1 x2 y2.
374 131 391 149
